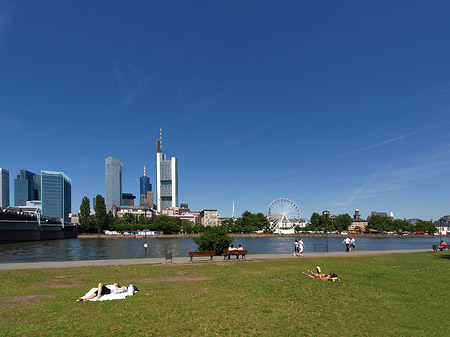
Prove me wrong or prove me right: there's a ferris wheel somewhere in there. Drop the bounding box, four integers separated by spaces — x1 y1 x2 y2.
266 198 301 233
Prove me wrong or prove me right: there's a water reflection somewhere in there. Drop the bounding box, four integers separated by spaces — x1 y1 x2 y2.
0 236 441 263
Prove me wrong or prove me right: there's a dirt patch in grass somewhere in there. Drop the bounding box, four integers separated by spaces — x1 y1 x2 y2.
236 268 264 275
0 294 57 308
125 276 211 284
29 275 84 289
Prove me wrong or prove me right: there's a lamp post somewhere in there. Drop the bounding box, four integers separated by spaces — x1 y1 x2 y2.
323 210 330 252
144 208 148 253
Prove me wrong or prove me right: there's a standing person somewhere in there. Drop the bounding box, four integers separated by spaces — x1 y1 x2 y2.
298 238 306 257
342 237 350 252
293 240 299 256
350 237 356 252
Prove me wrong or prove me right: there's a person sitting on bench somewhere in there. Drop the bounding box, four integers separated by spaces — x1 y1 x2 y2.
438 240 447 251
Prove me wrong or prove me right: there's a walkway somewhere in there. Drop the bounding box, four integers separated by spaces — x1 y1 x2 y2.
0 249 431 270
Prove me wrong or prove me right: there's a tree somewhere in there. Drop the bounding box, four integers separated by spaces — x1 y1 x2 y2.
334 214 352 232
153 215 180 234
94 195 108 234
415 221 437 234
79 197 92 233
193 226 233 255
368 215 393 232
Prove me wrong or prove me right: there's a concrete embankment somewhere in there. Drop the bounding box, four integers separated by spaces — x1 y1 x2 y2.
77 233 442 239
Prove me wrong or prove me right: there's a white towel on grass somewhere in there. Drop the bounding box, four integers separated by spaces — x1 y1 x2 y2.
78 285 136 301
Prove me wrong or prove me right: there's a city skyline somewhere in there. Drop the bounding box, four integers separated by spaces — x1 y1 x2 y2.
1 2 450 221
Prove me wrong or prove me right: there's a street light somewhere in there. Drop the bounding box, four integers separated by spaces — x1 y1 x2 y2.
144 208 148 253
323 210 330 252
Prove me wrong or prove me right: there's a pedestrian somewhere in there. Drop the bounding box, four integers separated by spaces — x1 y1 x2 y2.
342 237 350 252
298 238 306 257
293 240 299 256
350 237 356 252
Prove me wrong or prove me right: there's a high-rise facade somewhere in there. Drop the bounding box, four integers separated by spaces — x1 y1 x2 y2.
156 132 178 212
105 157 122 212
139 166 153 207
14 170 40 206
0 168 10 209
41 171 71 221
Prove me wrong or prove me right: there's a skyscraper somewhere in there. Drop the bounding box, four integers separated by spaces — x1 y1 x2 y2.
105 156 122 212
140 165 152 206
0 168 10 209
156 130 178 211
41 170 71 221
14 170 40 206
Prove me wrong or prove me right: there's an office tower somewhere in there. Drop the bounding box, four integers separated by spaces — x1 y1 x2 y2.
0 168 10 209
41 171 71 221
156 130 178 211
139 166 153 206
14 170 40 206
105 157 122 212
121 193 136 206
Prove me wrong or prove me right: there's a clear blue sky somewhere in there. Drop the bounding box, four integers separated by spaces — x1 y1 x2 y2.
1 1 450 221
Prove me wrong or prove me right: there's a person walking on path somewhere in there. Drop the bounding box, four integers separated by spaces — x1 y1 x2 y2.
342 237 351 252
298 238 306 257
350 237 356 252
293 240 299 256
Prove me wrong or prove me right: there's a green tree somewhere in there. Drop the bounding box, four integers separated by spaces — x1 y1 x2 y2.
368 215 393 232
334 214 352 232
94 195 108 234
153 215 180 234
393 219 412 233
415 221 437 234
193 226 233 255
79 196 93 233
180 219 195 234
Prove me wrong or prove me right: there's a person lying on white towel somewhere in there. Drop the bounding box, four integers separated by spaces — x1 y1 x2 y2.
78 282 127 302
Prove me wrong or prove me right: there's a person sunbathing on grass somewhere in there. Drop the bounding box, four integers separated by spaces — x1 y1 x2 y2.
78 282 127 302
302 271 340 281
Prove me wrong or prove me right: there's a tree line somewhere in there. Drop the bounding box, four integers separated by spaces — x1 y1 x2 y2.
78 196 207 234
302 212 436 234
78 196 437 235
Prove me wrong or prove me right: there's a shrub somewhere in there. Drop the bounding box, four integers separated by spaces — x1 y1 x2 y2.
193 226 233 255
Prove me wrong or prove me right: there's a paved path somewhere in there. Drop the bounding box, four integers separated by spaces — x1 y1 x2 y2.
0 249 431 270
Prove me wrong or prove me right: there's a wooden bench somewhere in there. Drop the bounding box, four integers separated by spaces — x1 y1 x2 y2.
223 249 248 260
188 251 215 261
433 245 450 251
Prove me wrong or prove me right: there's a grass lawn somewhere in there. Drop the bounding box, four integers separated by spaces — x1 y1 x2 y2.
0 252 449 336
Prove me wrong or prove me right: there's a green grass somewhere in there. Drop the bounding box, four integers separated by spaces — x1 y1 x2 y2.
0 252 449 336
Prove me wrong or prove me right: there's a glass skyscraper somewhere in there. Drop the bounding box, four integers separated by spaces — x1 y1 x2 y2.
105 157 122 212
41 171 71 221
140 166 152 203
0 168 10 209
14 170 40 206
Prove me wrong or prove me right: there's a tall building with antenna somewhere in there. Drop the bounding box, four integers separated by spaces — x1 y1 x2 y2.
156 129 178 212
139 166 153 207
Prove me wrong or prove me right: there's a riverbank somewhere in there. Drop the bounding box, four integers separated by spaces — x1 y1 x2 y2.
78 233 445 239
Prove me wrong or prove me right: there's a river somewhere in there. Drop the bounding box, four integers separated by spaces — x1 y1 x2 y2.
0 236 443 263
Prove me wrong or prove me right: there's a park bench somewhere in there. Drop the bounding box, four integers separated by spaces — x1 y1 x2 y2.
432 245 450 251
223 249 248 260
188 251 215 262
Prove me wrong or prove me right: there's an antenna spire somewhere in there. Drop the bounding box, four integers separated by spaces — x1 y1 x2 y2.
160 128 162 151
144 165 146 176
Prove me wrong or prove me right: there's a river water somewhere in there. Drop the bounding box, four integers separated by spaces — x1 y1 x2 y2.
0 236 442 263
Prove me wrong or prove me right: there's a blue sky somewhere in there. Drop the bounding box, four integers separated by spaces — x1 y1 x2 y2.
1 1 450 221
